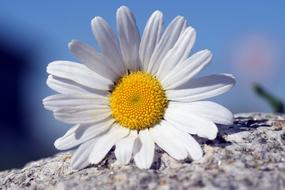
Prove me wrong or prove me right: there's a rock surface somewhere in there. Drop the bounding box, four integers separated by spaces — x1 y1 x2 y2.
1 113 285 190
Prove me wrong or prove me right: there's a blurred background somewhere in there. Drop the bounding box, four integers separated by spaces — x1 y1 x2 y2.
0 0 284 171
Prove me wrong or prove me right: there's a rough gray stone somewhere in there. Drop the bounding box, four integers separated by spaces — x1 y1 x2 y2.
1 113 285 190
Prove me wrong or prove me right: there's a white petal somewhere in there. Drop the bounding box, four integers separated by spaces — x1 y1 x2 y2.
54 108 111 124
89 124 129 164
91 17 126 75
147 16 186 75
181 135 203 160
47 61 112 91
133 129 155 169
71 138 97 170
47 75 102 95
166 124 203 160
117 6 141 71
169 101 234 125
68 40 119 80
162 50 212 89
54 118 114 150
164 105 218 140
139 10 163 71
156 27 196 81
166 74 236 102
43 94 108 111
44 94 111 124
150 122 188 160
115 130 137 165
132 135 141 155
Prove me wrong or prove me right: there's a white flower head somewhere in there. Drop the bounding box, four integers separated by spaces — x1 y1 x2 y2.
43 6 235 170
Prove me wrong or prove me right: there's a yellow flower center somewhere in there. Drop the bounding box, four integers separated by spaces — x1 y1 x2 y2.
110 71 167 130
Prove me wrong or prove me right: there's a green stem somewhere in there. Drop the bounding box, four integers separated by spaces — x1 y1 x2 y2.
253 83 284 113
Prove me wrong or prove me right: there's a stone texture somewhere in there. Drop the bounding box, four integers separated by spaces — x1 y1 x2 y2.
1 113 285 190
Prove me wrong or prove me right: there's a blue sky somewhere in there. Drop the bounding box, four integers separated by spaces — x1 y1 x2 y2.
1 0 285 147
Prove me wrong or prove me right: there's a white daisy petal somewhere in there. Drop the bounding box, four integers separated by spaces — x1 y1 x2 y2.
166 74 236 102
132 135 142 156
44 94 111 124
43 94 108 111
156 27 196 81
91 17 126 75
164 105 218 140
54 118 114 150
150 121 188 160
54 108 111 124
169 101 234 125
68 40 119 80
162 50 212 89
139 10 163 71
133 129 155 169
181 135 203 160
117 6 141 71
54 124 80 150
71 138 97 170
89 124 129 164
147 16 187 75
115 130 137 165
47 75 100 95
47 61 112 90
166 124 203 160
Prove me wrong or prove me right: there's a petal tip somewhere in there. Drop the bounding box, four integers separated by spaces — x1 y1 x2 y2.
70 157 90 171
117 5 130 13
202 49 213 58
152 10 163 17
68 40 78 49
91 16 103 26
191 151 203 161
228 113 235 125
175 15 185 20
208 131 218 140
203 49 211 54
185 26 195 33
88 155 99 165
54 138 62 150
220 73 236 87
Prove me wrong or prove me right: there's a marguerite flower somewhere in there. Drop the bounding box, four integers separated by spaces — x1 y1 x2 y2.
43 6 235 170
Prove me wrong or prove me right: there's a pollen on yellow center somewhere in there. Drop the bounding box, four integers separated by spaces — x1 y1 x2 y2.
110 71 168 130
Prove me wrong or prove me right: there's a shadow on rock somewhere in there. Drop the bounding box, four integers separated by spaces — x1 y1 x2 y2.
197 116 270 148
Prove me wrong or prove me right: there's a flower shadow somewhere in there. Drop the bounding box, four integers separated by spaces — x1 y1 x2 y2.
150 116 271 170
199 116 270 148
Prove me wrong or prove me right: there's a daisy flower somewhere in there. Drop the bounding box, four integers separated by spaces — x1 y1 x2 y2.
43 6 235 170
